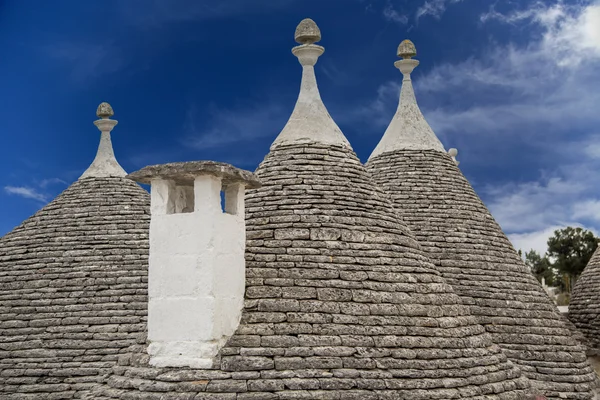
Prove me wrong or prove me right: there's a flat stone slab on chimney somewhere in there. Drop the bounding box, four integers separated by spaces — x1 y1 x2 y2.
127 161 261 188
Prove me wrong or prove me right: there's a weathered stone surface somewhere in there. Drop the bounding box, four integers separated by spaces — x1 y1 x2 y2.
94 140 531 399
570 248 600 356
126 161 261 189
367 149 598 398
0 176 151 399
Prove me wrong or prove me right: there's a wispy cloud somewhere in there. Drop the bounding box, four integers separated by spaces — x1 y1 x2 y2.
183 101 288 150
484 176 588 233
3 176 68 203
44 42 126 82
383 2 409 24
359 1 600 140
358 1 600 253
38 178 68 188
480 1 600 65
4 186 48 202
416 0 463 20
347 81 400 128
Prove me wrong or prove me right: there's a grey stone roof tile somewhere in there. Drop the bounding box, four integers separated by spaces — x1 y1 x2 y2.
95 142 531 399
0 176 151 399
570 247 600 355
367 149 598 398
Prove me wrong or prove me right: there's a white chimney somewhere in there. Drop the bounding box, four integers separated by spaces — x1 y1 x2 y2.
127 161 260 368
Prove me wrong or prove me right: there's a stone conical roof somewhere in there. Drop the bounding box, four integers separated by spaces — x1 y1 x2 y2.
96 19 530 399
0 105 151 399
366 41 598 398
570 247 600 355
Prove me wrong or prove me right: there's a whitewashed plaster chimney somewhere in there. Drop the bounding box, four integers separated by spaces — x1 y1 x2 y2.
127 162 261 368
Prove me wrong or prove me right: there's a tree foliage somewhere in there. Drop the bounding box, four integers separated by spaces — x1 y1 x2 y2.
518 227 598 293
546 227 597 279
523 249 554 285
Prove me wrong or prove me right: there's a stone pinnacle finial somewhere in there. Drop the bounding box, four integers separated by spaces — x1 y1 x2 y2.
295 18 321 44
96 102 114 119
80 102 126 179
271 19 350 149
397 39 417 59
368 38 444 159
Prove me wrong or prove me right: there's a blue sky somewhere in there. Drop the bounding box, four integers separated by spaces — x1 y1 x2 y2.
1 0 600 255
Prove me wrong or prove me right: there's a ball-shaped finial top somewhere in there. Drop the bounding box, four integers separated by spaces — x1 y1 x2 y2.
96 102 114 119
295 18 321 44
448 148 458 157
398 39 417 59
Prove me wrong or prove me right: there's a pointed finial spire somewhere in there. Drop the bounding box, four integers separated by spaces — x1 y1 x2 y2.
271 19 350 149
369 39 445 160
80 102 127 179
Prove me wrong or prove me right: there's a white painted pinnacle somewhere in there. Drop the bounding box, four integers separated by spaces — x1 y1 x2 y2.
369 40 446 160
271 19 351 149
80 102 127 179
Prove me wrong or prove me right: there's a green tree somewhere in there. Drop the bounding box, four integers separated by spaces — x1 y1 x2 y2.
546 227 598 292
523 249 554 285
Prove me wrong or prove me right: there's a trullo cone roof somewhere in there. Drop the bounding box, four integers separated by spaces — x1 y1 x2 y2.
570 247 600 355
366 40 598 399
0 105 151 399
95 19 531 400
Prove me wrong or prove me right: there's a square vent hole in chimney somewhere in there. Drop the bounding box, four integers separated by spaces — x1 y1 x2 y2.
222 182 240 215
173 184 194 214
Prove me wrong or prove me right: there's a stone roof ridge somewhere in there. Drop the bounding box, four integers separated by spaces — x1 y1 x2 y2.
271 18 351 150
80 102 127 179
369 39 445 160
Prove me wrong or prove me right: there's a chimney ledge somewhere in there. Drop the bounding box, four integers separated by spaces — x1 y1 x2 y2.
127 161 261 188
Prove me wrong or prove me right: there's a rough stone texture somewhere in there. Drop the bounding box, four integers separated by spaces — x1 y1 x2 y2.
368 59 445 157
294 18 321 44
570 247 600 356
126 161 261 188
367 150 598 399
0 177 151 399
97 102 114 118
93 142 531 399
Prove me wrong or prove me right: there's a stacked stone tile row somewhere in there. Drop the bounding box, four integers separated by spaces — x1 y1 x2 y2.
0 177 151 399
367 150 597 399
570 247 600 355
94 142 531 399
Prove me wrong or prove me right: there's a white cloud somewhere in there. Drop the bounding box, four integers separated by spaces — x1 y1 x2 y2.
481 2 600 65
508 226 563 256
383 3 408 24
4 186 48 202
359 1 600 248
416 0 462 20
484 177 587 233
38 178 68 188
572 200 600 221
